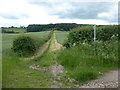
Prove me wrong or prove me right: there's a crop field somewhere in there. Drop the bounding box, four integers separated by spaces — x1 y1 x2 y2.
2 31 50 51
55 31 69 44
3 28 26 33
2 25 119 88
26 31 51 38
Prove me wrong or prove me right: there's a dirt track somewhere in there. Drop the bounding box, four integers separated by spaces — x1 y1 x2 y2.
50 33 62 52
24 39 50 60
49 32 64 88
81 70 118 88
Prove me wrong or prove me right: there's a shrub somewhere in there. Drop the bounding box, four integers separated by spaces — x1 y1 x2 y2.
12 31 53 57
63 26 93 48
12 36 37 57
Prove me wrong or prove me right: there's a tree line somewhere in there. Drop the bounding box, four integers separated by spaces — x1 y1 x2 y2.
27 23 88 32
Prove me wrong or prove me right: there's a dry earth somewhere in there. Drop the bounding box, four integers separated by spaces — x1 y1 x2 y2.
80 70 119 88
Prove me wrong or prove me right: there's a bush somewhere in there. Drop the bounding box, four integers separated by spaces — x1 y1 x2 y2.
63 26 93 48
12 31 53 57
12 36 37 57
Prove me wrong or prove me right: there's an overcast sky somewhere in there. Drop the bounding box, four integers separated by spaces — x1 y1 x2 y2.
0 0 119 27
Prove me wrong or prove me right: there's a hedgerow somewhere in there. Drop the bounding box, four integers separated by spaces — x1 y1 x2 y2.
64 25 118 48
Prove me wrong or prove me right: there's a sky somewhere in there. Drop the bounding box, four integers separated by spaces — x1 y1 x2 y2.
0 0 119 27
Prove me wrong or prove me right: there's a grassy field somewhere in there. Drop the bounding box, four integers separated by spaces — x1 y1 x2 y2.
2 31 52 88
55 31 68 44
27 31 50 38
2 31 50 51
3 28 26 33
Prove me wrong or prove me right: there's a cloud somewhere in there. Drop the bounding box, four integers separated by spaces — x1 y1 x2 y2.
0 0 118 27
0 13 28 20
97 4 118 22
30 1 118 22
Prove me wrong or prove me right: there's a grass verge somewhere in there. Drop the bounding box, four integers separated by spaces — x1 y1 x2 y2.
57 40 118 83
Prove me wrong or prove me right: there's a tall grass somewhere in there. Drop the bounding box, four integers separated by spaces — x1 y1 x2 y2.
2 50 52 88
58 40 118 83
